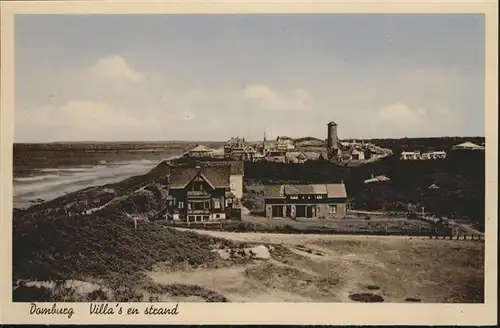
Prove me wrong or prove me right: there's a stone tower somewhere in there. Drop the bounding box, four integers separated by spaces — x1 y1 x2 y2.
327 121 339 159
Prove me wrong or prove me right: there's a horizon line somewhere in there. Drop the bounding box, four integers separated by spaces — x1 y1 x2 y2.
13 135 486 144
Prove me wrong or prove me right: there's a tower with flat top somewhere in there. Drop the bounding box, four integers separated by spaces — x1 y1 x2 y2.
327 121 339 159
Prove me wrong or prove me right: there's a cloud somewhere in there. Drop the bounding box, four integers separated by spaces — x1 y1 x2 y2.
243 84 312 111
16 101 142 141
377 103 427 128
14 53 480 142
345 102 458 138
89 55 146 83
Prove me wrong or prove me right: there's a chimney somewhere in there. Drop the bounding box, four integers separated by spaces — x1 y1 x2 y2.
371 174 374 179
340 180 344 185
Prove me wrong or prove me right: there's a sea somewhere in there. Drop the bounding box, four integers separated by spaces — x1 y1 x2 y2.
11 143 198 209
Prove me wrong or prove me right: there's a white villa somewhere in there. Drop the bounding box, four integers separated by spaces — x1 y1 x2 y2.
400 150 446 160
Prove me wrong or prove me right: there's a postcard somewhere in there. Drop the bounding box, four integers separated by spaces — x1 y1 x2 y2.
0 0 497 325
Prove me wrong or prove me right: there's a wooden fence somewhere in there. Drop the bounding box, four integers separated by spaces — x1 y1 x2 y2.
162 219 484 240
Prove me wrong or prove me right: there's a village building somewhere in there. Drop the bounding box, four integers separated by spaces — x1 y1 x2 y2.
224 137 257 161
263 182 347 219
428 183 440 190
302 151 322 161
186 144 213 158
285 151 307 163
265 155 286 163
275 136 296 151
165 165 237 222
224 137 246 160
252 152 266 162
365 147 390 160
364 174 391 184
210 148 225 159
400 151 421 160
198 161 245 199
452 141 485 151
400 150 446 160
351 148 365 160
427 151 447 159
242 145 256 161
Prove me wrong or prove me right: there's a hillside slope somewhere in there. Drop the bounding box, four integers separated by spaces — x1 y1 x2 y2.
12 160 243 302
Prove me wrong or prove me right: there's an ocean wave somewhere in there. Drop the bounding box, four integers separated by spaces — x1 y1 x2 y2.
116 159 157 165
14 165 152 195
14 174 59 182
40 167 95 173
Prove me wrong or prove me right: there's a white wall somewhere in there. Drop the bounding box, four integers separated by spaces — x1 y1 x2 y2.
230 174 244 199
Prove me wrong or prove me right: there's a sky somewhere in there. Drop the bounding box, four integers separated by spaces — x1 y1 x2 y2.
15 14 485 142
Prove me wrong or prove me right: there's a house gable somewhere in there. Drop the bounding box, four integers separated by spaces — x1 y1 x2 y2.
184 172 216 191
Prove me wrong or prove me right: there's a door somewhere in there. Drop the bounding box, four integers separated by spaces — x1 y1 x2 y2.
306 206 313 218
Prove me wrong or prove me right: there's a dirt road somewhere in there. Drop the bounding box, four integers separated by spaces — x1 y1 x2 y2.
147 229 484 303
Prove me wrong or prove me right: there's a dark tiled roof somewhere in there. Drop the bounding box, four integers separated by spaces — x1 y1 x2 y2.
202 166 230 188
199 161 244 174
169 167 198 188
169 166 229 189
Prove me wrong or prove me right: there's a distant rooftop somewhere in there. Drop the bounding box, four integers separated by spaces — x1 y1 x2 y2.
189 144 213 152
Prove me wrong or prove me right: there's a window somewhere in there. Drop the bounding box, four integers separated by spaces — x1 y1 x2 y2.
204 200 210 209
290 195 298 200
316 195 323 199
178 201 184 209
329 205 337 214
214 198 221 209
188 202 192 210
187 215 194 222
203 216 209 221
216 214 220 218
